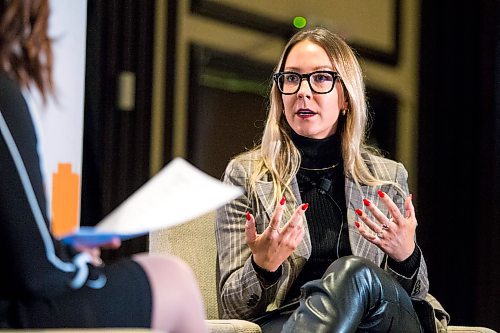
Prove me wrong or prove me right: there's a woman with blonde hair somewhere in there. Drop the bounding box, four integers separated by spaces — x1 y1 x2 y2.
0 1 206 331
216 27 445 332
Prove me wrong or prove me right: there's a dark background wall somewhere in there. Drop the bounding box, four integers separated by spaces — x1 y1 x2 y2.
82 0 155 258
418 0 500 330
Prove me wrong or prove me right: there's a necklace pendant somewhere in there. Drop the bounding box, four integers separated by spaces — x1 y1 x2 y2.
300 163 338 171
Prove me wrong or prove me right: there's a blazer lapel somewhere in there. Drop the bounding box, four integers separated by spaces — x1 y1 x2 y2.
255 179 275 220
290 177 312 258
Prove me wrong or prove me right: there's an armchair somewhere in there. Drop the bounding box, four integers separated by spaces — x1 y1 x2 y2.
149 211 261 333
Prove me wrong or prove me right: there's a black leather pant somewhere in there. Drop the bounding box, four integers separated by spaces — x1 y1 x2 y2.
280 256 423 333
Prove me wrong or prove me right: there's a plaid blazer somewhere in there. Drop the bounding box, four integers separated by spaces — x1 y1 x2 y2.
216 150 429 320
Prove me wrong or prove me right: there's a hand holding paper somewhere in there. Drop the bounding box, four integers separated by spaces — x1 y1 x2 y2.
62 158 242 247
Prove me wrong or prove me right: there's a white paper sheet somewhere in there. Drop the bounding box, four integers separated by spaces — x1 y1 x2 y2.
61 158 242 246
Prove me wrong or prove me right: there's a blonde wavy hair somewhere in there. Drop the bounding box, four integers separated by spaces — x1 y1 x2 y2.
0 0 53 101
246 27 391 207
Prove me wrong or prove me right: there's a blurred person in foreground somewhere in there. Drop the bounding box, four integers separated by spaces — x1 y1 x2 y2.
0 1 207 331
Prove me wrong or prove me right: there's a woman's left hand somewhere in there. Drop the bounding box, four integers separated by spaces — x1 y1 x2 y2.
73 237 121 267
355 190 416 262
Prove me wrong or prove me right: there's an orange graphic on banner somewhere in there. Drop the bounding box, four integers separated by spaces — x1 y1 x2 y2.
51 163 80 238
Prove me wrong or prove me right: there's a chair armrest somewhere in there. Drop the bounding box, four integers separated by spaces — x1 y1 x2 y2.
206 319 262 333
448 326 497 333
0 327 163 333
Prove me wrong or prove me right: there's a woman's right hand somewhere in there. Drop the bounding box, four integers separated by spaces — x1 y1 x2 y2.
245 198 308 272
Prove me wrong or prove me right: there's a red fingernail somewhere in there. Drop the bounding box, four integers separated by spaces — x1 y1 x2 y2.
301 203 309 211
355 221 360 228
377 190 385 198
280 196 286 205
363 198 371 206
246 212 251 221
355 208 363 216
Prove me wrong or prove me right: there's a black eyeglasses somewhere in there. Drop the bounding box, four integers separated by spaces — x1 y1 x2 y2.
273 70 340 95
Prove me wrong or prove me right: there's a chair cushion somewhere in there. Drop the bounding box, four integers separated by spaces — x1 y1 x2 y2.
206 319 262 333
149 211 219 319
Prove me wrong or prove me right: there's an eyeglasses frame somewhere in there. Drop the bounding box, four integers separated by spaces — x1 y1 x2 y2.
273 70 340 95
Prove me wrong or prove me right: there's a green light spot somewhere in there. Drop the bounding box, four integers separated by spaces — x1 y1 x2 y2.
293 16 307 29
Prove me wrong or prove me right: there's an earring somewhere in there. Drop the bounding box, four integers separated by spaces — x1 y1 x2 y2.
342 109 349 116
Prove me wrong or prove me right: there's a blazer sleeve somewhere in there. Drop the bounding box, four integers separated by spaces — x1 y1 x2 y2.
0 72 99 299
216 158 284 319
384 162 430 300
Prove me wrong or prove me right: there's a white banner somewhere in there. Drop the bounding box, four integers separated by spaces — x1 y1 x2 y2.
30 0 88 237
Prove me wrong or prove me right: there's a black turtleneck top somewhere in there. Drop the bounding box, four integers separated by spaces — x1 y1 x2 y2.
252 131 421 303
284 131 352 301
